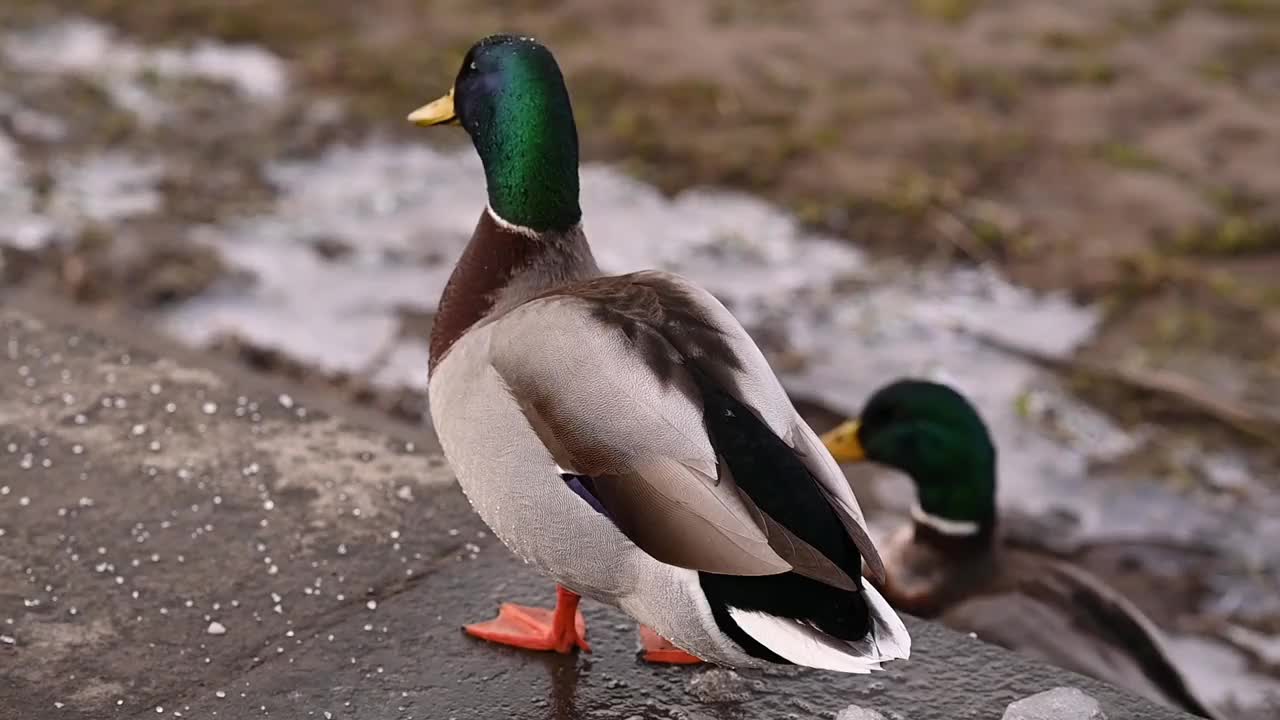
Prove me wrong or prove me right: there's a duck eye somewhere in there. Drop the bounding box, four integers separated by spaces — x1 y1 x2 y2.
863 404 896 430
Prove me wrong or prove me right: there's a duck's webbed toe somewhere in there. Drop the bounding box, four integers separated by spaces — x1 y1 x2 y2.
463 585 590 654
637 626 702 665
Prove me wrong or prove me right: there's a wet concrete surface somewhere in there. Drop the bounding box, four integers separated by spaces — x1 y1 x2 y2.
0 301 1200 719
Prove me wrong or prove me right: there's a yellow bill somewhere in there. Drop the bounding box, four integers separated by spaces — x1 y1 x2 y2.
821 420 865 463
408 88 459 126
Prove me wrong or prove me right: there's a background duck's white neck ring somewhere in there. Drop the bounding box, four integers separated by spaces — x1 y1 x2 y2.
486 205 540 238
487 205 581 240
910 503 981 537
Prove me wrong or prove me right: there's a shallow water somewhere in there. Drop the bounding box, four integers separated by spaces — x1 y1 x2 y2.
1 18 1277 715
3 19 285 124
0 18 283 251
0 132 51 250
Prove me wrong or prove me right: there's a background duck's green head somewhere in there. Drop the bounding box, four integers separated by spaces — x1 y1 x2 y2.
409 34 581 233
823 379 997 533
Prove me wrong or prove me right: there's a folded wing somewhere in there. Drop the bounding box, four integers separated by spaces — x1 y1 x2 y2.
489 272 883 587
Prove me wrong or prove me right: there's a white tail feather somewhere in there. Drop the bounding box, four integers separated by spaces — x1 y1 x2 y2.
728 579 910 674
863 580 912 659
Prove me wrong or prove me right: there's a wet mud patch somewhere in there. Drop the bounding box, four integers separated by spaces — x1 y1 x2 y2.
0 17 355 314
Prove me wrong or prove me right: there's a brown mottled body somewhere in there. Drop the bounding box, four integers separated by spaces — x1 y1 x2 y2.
880 520 1221 719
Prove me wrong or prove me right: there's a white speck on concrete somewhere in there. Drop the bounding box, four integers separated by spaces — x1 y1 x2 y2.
1002 687 1106 720
836 706 888 720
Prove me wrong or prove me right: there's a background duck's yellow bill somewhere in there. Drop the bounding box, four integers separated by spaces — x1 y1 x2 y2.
821 420 865 462
408 90 458 126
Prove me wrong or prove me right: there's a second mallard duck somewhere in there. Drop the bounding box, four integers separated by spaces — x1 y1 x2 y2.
821 379 1221 719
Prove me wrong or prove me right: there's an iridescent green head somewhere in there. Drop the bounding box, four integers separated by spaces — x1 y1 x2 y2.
409 35 581 233
823 379 997 532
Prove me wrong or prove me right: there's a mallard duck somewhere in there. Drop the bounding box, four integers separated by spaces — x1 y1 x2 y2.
821 379 1220 717
407 34 910 672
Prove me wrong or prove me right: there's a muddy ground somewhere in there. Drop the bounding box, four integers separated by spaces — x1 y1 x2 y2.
1 1 1277 384
3 0 1277 432
0 0 1278 715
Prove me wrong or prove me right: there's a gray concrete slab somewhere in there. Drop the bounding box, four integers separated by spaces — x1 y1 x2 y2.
0 301 1193 720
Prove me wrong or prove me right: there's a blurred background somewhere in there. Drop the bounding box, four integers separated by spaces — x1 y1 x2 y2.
0 1 1276 716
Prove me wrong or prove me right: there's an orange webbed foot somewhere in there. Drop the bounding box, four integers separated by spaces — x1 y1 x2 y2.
638 625 702 664
464 586 590 654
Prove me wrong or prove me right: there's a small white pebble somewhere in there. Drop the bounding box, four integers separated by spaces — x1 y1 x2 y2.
366 600 377 611
207 621 227 636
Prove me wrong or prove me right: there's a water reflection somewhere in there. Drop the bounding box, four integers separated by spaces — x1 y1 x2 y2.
545 658 582 720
